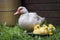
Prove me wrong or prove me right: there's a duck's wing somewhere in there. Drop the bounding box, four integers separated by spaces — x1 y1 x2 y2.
28 12 38 24
37 16 45 24
28 12 45 24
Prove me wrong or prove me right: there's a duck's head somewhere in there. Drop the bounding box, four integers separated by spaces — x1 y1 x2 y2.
14 6 28 15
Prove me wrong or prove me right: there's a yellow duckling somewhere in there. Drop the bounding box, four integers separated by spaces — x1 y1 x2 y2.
42 24 48 29
33 24 41 34
33 24 41 30
33 24 48 35
40 24 48 35
48 24 56 31
48 24 56 35
48 30 53 35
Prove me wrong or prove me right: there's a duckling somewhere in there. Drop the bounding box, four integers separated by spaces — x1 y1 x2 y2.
40 24 48 35
33 24 41 34
42 24 48 29
48 30 53 35
33 24 41 30
33 24 49 35
48 24 56 31
48 24 56 35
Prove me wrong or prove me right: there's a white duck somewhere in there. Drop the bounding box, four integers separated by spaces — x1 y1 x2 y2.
14 6 45 31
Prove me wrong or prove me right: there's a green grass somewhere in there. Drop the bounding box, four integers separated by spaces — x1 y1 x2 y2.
0 24 60 40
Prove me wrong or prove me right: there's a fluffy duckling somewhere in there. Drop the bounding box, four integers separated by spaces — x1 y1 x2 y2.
42 24 48 29
40 24 48 35
48 24 56 31
48 30 53 35
33 24 48 35
33 24 41 34
48 24 56 35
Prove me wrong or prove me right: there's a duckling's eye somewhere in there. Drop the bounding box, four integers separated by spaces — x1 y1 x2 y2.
37 26 39 28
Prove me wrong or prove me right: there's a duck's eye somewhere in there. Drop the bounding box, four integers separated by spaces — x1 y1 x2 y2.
17 8 23 12
20 8 23 10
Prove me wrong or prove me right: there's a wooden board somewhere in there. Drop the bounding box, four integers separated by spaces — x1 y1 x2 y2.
35 11 60 17
26 4 60 11
25 0 60 4
46 18 60 25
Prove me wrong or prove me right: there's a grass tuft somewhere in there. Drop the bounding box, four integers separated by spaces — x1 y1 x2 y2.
0 24 60 40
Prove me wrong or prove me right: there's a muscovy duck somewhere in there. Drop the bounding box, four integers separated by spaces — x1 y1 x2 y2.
14 6 45 31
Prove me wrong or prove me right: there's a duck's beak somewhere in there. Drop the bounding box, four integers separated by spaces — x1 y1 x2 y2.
14 9 22 15
14 12 19 15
